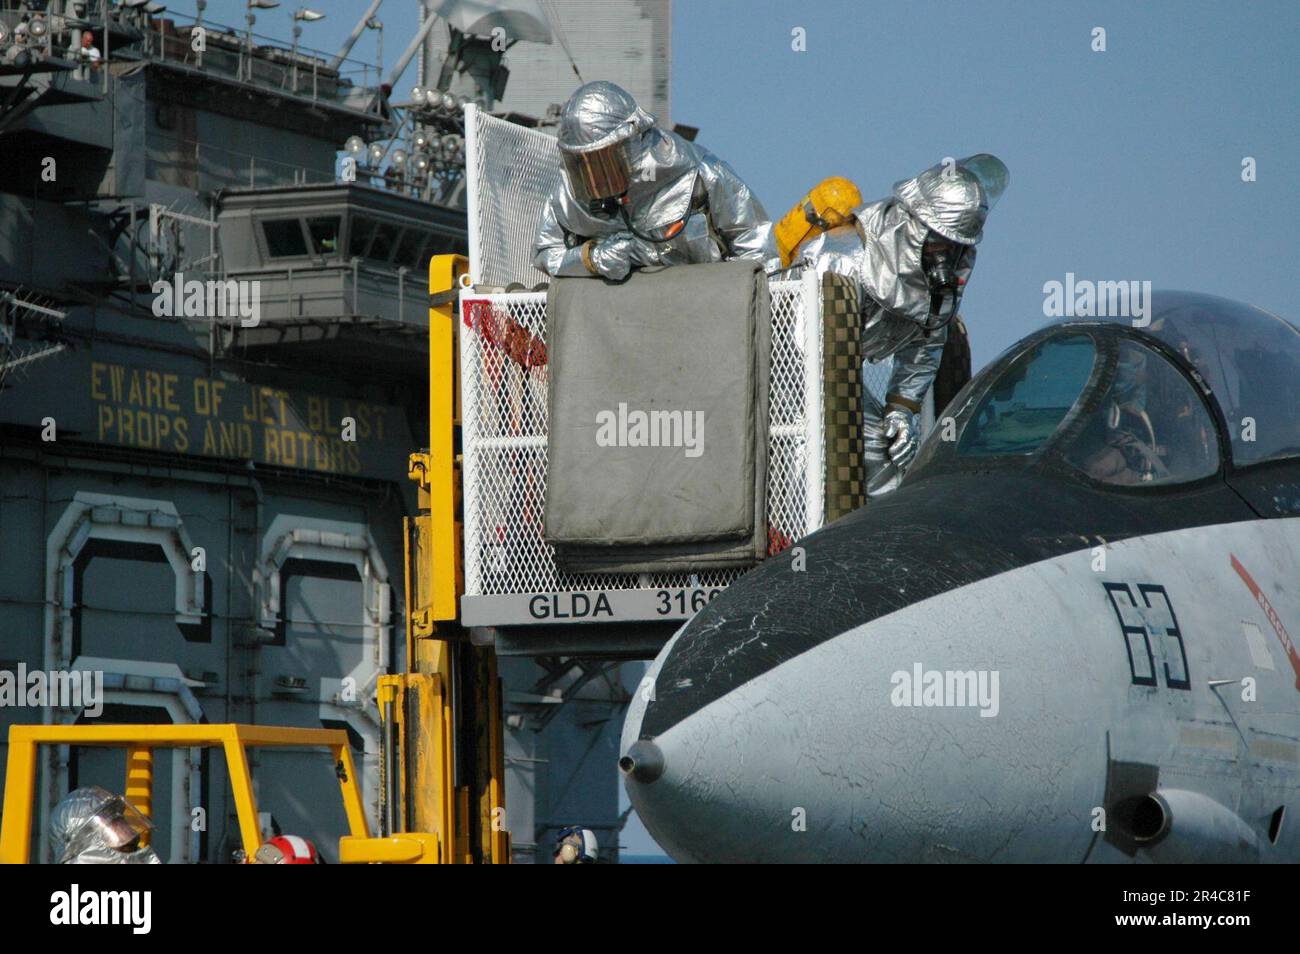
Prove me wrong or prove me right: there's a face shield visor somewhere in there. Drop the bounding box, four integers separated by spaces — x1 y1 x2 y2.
962 154 1009 214
561 139 635 215
60 796 153 862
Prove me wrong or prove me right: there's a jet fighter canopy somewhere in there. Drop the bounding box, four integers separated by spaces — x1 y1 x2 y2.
910 292 1300 489
1118 292 1300 466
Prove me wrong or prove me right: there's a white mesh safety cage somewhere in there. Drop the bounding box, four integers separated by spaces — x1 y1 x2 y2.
458 106 911 626
464 104 561 289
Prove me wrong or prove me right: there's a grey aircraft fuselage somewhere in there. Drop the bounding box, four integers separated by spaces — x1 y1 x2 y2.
620 292 1300 863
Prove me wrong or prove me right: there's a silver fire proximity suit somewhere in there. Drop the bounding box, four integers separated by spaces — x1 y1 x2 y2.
534 81 777 280
794 154 1009 495
50 786 163 864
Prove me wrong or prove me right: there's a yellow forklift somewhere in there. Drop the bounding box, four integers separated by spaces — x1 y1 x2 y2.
373 252 511 863
0 255 508 864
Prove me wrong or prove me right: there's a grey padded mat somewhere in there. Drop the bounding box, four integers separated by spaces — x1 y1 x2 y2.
543 261 771 573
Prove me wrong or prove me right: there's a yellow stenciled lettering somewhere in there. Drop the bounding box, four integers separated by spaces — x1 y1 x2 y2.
163 373 179 412
263 388 275 424
313 435 330 471
136 410 154 448
127 369 143 406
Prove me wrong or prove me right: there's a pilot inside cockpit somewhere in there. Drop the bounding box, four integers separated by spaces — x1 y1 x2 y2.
1066 341 1215 485
912 294 1297 491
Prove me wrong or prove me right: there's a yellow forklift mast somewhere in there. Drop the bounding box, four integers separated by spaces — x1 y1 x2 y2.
370 253 510 863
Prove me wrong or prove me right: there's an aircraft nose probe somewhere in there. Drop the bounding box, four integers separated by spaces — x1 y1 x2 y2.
620 739 665 784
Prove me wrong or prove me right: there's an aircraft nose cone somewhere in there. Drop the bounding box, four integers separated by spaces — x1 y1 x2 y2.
618 495 1027 862
633 494 1028 740
621 727 730 862
619 739 665 784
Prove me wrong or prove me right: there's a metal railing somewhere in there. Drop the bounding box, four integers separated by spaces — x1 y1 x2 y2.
148 131 336 189
134 10 382 101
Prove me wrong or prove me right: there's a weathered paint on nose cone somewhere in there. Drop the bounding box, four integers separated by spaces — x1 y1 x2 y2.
622 569 1111 863
620 697 747 864
619 626 730 863
628 474 1040 744
624 468 1247 744
617 474 1140 863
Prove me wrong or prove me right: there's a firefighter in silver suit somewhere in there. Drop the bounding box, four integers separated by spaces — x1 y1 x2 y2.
534 81 778 280
794 154 1009 495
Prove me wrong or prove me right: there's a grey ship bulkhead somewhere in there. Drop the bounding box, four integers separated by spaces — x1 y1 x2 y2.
0 1 628 863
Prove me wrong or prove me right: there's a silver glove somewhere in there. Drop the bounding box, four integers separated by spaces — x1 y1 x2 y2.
586 231 637 280
882 407 918 469
627 233 662 268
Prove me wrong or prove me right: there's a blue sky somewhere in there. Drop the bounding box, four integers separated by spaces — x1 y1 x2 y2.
674 0 1300 366
163 0 1298 858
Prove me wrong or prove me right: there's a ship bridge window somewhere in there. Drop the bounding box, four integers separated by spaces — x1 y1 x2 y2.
263 219 309 258
427 232 463 256
307 217 341 257
367 222 402 262
956 334 1096 458
349 216 378 257
394 229 429 269
1058 340 1219 486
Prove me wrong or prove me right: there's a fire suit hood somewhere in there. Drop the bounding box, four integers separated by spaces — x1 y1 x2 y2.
557 80 656 155
851 196 940 323
536 83 776 273
891 153 1009 246
50 786 162 864
552 126 712 238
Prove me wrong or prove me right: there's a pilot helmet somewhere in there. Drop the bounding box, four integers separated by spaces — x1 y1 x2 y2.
553 825 599 863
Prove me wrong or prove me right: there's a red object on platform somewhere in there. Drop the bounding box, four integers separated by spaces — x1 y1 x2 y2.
463 299 548 369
